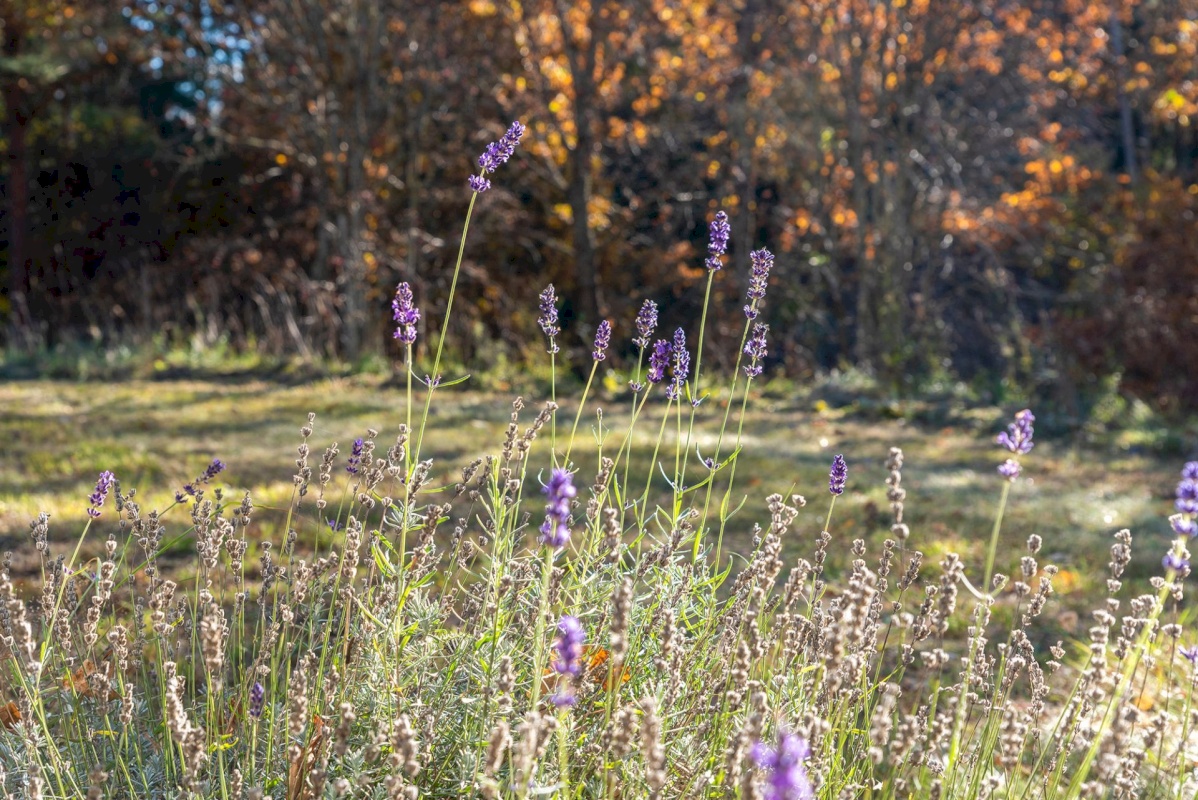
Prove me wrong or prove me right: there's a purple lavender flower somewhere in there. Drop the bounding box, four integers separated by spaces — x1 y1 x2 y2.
182 458 227 499
1184 462 1198 481
744 323 769 379
552 616 585 677
327 518 342 532
539 468 577 548
997 409 1036 455
998 459 1022 481
744 248 774 319
666 328 690 402
249 681 265 718
633 300 658 349
1172 515 1197 537
539 285 560 355
87 471 115 519
829 455 847 496
592 320 612 362
1176 472 1198 516
647 339 671 386
346 438 364 475
751 732 814 800
1182 645 1198 665
1164 551 1189 572
550 615 586 707
705 211 730 271
392 282 421 346
471 120 526 192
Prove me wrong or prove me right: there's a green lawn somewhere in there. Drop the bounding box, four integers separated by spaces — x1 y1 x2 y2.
0 376 1183 614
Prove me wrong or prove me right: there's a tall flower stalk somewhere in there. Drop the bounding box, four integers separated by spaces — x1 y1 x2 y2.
414 121 524 466
564 320 611 465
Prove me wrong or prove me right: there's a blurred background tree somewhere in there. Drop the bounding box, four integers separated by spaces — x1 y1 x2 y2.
2 0 1196 413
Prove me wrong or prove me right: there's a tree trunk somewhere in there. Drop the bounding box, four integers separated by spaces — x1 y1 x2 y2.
2 17 34 338
1110 7 1138 183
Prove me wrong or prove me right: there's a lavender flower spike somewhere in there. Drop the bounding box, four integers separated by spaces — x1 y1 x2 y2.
997 409 1035 455
666 328 690 402
249 681 265 718
1181 645 1198 665
998 459 1022 482
550 615 586 707
647 339 671 385
552 616 585 676
539 468 577 548
1176 461 1198 515
87 470 115 519
705 211 730 271
593 320 612 362
744 323 769 378
346 438 365 475
392 282 421 346
633 300 658 349
745 248 774 319
829 455 847 496
538 284 561 355
471 120 526 193
1163 550 1189 573
751 732 815 800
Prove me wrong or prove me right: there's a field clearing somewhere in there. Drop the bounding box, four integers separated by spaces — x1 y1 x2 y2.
0 376 1182 605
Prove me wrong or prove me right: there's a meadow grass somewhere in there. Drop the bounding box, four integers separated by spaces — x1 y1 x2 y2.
0 122 1196 800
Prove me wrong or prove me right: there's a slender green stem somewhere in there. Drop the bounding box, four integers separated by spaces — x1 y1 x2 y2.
413 188 480 466
564 361 600 465
550 347 558 465
677 272 715 498
982 480 1012 594
636 399 675 533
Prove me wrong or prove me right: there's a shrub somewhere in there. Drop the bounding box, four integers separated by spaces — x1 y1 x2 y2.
2 123 1197 800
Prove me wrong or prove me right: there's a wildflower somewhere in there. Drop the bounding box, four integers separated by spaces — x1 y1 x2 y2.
1176 462 1198 515
539 468 576 548
1171 514 1197 537
1182 645 1198 665
666 328 690 402
392 282 421 346
998 459 1022 481
705 211 730 271
997 409 1035 455
471 120 525 192
633 300 658 349
538 285 560 355
87 471 115 518
744 323 769 378
550 616 585 707
745 248 774 319
327 518 342 532
593 320 612 362
346 439 364 475
829 455 847 496
647 339 671 385
182 458 227 498
1163 551 1189 572
249 681 265 718
751 732 814 800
